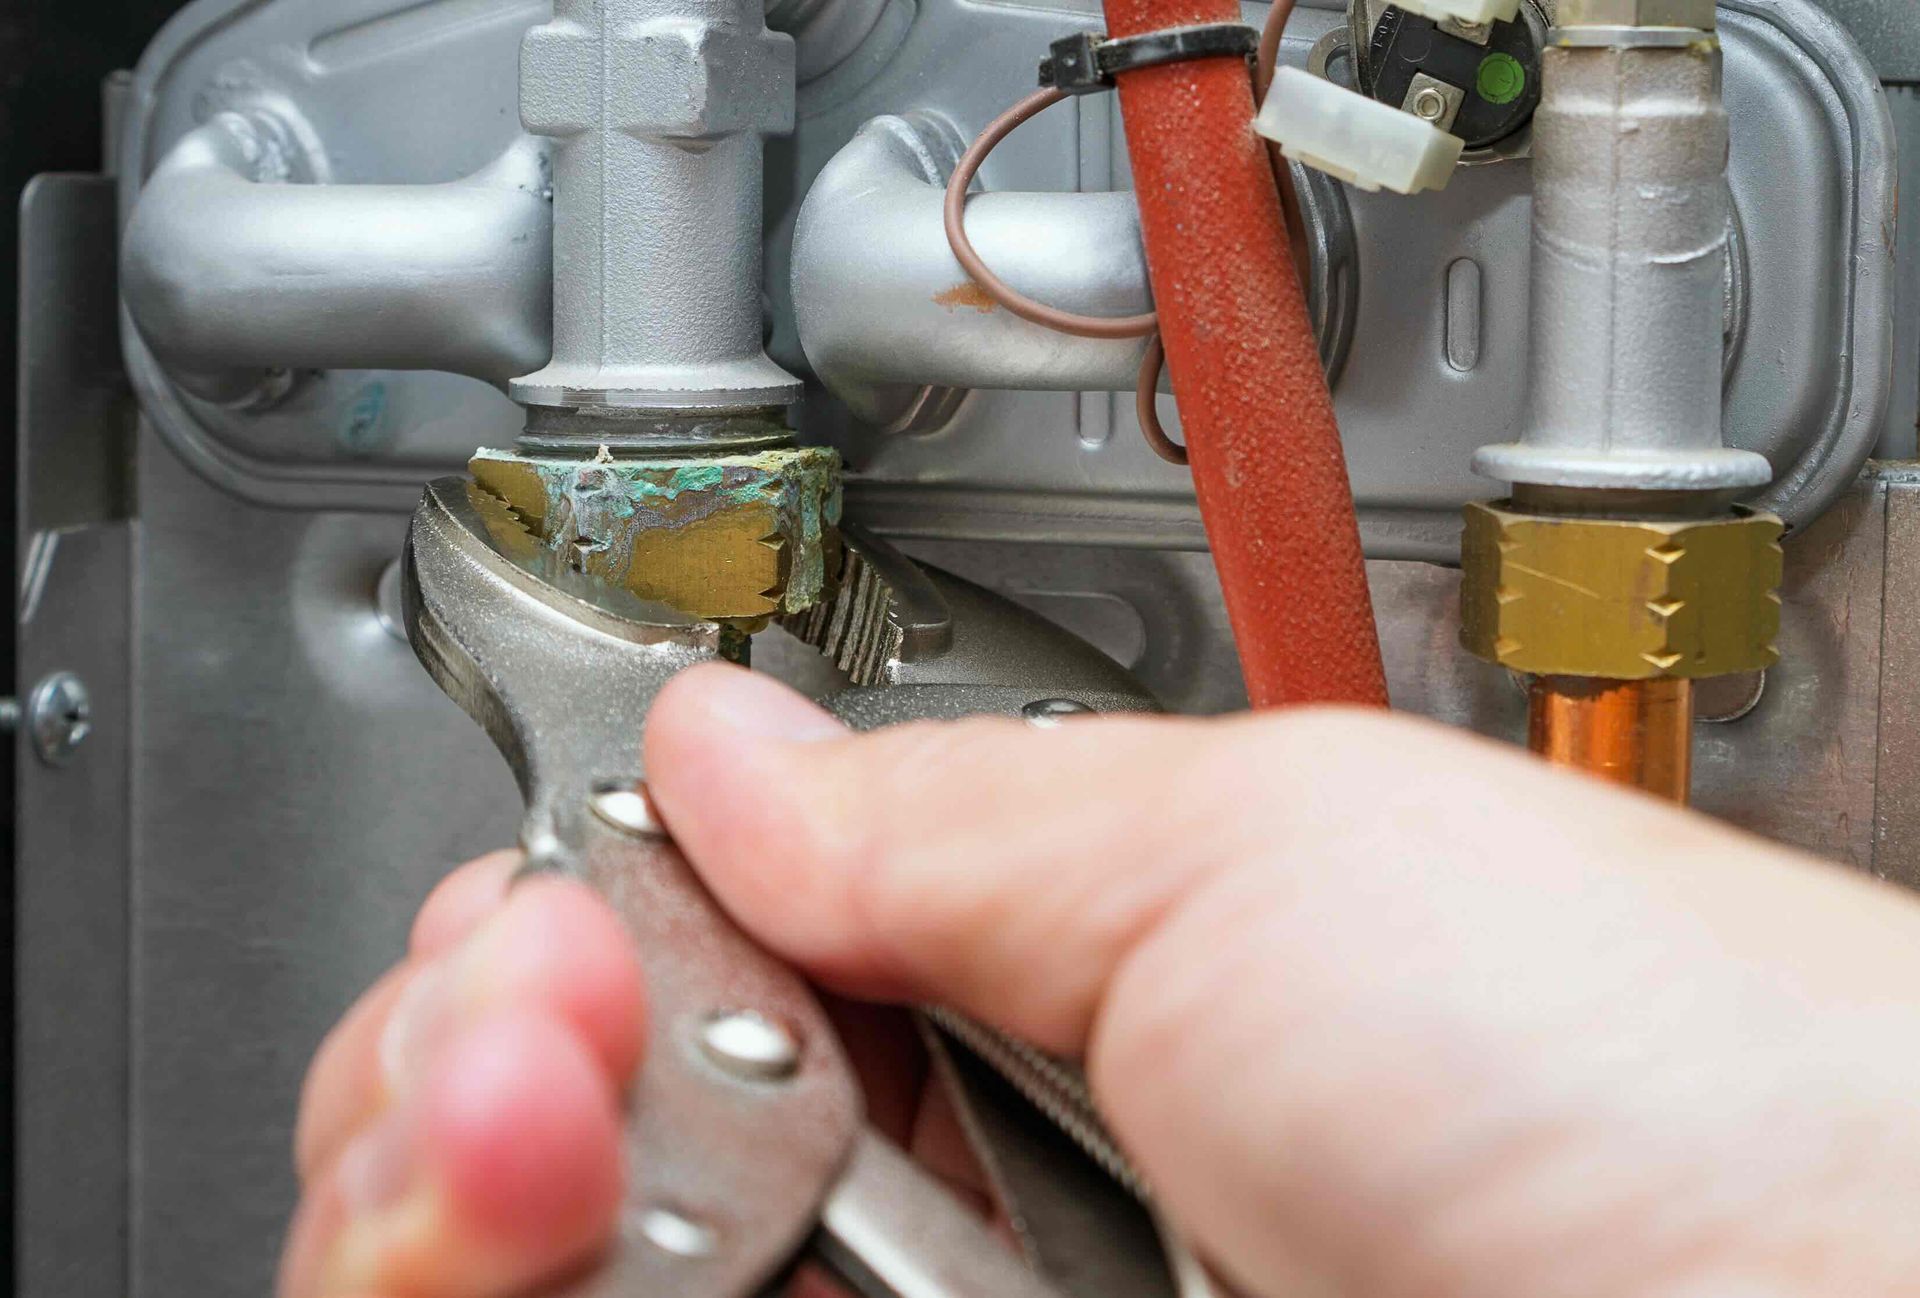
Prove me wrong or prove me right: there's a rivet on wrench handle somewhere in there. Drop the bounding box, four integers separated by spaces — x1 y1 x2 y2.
537 797 863 1298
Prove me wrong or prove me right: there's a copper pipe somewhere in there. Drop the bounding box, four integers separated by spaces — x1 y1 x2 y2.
1527 676 1694 804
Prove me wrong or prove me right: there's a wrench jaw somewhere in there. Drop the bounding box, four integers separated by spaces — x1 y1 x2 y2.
404 473 870 1298
403 476 733 871
402 472 1136 1298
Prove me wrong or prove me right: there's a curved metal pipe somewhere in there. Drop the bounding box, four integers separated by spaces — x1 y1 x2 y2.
792 112 1355 433
792 113 1155 425
122 111 552 401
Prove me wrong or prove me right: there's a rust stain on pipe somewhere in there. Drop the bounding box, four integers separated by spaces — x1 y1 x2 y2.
933 282 998 313
1100 0 1387 709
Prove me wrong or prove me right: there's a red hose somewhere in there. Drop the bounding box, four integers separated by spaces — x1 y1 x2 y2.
1102 0 1388 709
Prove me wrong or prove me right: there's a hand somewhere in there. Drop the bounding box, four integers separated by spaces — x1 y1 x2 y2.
286 664 1920 1297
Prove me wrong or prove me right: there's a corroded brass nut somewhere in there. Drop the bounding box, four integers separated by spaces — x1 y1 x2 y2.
1555 0 1715 29
471 445 841 623
1460 502 1782 679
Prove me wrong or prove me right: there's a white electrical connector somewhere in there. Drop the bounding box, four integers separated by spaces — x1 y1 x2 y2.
1393 0 1523 24
1254 67 1466 195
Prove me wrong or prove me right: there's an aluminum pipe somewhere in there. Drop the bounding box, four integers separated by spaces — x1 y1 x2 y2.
512 0 801 413
122 112 551 400
792 113 1156 426
1474 33 1771 491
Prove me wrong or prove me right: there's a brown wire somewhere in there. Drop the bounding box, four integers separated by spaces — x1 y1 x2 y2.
1135 333 1187 465
1257 0 1312 285
942 0 1304 467
942 87 1160 340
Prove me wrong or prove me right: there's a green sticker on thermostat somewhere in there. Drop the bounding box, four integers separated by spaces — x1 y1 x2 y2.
1476 52 1526 105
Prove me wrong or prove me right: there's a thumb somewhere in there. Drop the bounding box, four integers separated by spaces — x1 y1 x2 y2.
642 664 1920 1298
643 662 1300 1053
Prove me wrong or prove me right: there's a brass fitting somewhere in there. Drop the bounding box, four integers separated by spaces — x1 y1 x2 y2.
1460 502 1783 679
470 445 841 624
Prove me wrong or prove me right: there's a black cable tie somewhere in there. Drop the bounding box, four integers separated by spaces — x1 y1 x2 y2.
1037 23 1259 96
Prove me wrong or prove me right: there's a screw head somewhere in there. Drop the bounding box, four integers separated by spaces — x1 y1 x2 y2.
1022 698 1095 730
699 1010 801 1081
28 672 92 767
590 781 664 837
636 1206 719 1258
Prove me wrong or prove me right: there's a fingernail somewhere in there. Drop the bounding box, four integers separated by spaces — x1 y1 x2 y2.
379 961 460 1097
335 1108 419 1217
693 667 847 745
318 1109 443 1297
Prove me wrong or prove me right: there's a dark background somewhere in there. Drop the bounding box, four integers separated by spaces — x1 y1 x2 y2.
2 0 185 1285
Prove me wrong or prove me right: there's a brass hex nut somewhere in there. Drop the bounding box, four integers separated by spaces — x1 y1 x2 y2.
470 445 841 624
1460 502 1783 679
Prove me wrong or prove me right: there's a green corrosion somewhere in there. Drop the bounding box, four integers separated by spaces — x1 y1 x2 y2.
505 446 843 615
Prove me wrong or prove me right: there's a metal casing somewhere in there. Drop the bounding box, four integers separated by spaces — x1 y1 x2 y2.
114 0 1895 557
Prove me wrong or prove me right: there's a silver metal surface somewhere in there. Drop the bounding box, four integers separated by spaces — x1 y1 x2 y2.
589 783 667 837
20 174 131 532
1557 0 1718 25
1404 71 1467 131
121 441 527 1298
1022 698 1096 728
791 112 1355 426
700 1010 804 1080
114 0 1894 552
406 476 866 1298
26 671 94 766
510 0 802 412
1881 86 1920 459
1814 0 1920 80
921 1023 1175 1298
15 528 132 1298
925 1008 1140 1198
17 150 134 1298
818 1131 1072 1298
122 112 552 400
1548 23 1715 43
638 1208 722 1259
1474 35 1775 491
405 477 725 868
793 111 1150 428
404 470 1166 1298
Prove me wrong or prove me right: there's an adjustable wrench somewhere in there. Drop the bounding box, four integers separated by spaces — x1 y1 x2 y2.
403 476 1069 1298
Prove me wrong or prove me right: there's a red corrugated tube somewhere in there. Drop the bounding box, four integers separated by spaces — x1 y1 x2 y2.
1103 0 1388 709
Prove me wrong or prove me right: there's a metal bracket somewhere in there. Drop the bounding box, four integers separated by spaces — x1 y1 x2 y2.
1037 24 1258 96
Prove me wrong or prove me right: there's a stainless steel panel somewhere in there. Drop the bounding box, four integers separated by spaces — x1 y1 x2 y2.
1879 86 1919 458
15 171 135 1298
1816 0 1920 81
16 524 133 1298
19 174 130 533
127 439 524 1297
